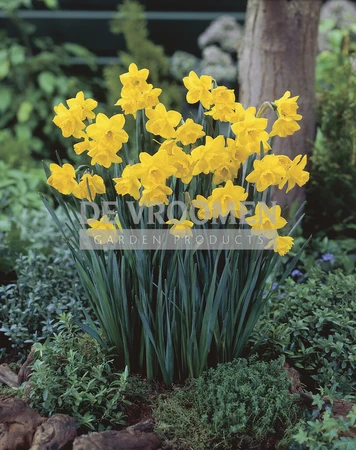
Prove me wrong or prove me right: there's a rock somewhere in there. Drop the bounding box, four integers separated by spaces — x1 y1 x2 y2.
30 414 77 450
332 400 356 439
284 363 313 405
0 398 43 450
72 420 160 450
0 348 35 389
0 365 20 388
0 398 76 450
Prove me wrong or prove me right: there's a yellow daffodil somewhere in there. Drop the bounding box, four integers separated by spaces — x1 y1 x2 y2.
116 84 162 118
265 235 294 256
279 155 309 193
115 96 145 117
120 63 150 95
142 85 162 108
226 102 246 123
231 107 270 154
168 147 193 184
274 91 302 121
73 134 91 155
47 163 78 195
270 118 301 138
115 64 162 118
72 173 106 200
166 218 194 237
86 113 128 152
158 139 182 156
131 151 177 187
245 154 287 192
227 138 251 165
87 215 120 244
278 155 292 170
210 180 248 218
205 86 236 121
113 165 142 200
270 91 302 138
66 91 98 120
191 135 225 175
182 71 213 109
212 161 239 185
53 103 85 138
87 144 123 168
139 184 173 207
192 194 213 220
176 118 205 145
145 103 182 139
245 203 287 239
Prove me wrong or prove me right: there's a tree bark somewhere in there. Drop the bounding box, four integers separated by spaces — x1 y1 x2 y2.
239 0 322 209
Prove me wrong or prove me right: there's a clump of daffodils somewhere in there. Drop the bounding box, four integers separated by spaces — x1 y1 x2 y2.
48 63 309 256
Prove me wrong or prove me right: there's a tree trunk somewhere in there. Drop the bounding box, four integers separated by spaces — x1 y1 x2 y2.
239 0 322 210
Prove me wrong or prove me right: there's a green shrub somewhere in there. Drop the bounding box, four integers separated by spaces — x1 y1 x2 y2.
0 247 88 360
304 21 356 237
22 315 128 431
155 357 300 449
251 269 356 396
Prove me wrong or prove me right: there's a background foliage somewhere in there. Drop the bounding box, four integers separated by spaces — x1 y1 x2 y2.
104 0 181 113
305 18 356 238
0 1 101 163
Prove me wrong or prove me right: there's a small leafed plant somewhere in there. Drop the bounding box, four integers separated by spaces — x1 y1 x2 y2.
43 63 310 383
22 314 128 431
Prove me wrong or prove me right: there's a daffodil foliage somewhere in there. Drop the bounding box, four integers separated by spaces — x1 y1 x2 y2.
44 63 310 383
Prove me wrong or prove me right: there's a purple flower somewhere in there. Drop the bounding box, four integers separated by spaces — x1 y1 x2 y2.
291 269 303 278
320 253 335 263
271 283 278 290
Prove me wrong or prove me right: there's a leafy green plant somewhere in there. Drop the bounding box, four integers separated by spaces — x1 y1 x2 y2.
251 268 356 396
21 314 129 431
155 357 300 449
305 19 356 237
0 161 47 232
291 391 356 450
0 247 89 360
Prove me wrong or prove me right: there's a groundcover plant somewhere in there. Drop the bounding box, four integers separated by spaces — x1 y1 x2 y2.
43 63 309 384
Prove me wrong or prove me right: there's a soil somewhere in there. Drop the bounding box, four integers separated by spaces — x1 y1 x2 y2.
124 401 154 428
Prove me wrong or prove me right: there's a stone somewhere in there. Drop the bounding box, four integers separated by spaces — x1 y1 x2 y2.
72 420 160 450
